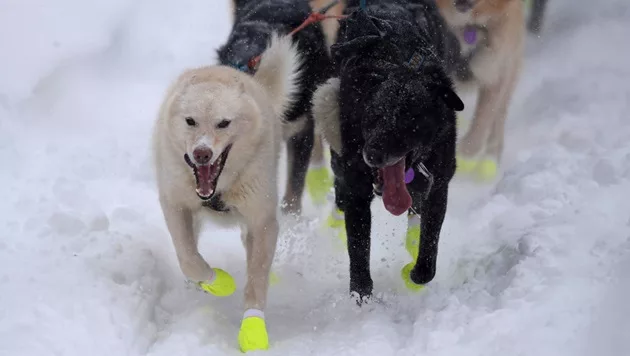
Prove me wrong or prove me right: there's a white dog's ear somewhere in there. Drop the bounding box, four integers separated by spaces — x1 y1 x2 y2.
238 81 245 95
312 78 342 155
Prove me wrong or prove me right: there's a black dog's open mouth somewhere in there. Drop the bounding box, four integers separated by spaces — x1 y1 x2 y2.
184 145 232 200
373 155 413 216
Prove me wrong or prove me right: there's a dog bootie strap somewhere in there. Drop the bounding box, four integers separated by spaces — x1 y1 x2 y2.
238 311 269 352
405 215 421 258
197 268 236 297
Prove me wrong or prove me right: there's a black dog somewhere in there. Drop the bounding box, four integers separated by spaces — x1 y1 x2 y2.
312 0 464 299
217 0 332 213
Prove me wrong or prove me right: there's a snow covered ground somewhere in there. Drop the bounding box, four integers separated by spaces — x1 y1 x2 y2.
1 0 629 354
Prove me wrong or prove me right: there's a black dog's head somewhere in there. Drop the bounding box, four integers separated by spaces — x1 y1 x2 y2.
332 9 464 215
361 69 463 168
334 9 464 168
216 21 273 73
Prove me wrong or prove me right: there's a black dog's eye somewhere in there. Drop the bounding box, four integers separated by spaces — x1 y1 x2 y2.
216 119 231 129
185 117 196 126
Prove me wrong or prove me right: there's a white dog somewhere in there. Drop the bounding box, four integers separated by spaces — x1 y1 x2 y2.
152 34 301 352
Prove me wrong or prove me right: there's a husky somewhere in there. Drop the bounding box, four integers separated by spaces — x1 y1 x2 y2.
152 34 301 352
218 0 334 212
435 0 525 181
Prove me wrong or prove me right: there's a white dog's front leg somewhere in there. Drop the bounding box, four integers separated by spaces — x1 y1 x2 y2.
159 199 213 282
237 214 278 352
243 216 278 311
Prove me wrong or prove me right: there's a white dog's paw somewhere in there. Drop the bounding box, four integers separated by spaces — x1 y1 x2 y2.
179 254 213 282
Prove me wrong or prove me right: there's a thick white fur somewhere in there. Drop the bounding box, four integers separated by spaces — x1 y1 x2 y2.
152 33 301 313
311 77 342 154
255 33 303 120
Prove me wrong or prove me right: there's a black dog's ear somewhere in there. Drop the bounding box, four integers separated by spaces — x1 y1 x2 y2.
437 86 464 111
331 35 381 60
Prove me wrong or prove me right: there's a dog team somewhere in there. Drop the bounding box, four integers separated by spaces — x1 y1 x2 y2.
152 0 551 352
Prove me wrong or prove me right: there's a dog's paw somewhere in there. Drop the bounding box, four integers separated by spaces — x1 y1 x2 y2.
324 207 347 250
197 268 236 297
475 158 498 182
350 290 374 306
456 155 499 182
269 271 280 286
401 262 425 292
306 165 333 205
238 317 269 352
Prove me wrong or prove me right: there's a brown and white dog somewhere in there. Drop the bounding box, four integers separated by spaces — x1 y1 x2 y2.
436 0 524 181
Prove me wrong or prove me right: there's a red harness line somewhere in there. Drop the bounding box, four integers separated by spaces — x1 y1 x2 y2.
246 0 347 71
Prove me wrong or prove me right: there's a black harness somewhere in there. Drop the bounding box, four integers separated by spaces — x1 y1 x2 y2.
201 193 231 213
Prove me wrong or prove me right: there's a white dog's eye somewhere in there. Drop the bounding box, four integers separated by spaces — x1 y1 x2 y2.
185 117 196 126
216 119 231 129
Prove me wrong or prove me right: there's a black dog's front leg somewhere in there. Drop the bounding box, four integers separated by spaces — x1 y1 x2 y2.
333 163 374 299
410 182 449 285
344 193 373 298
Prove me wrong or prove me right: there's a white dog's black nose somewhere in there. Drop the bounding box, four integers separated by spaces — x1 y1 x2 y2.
193 147 213 165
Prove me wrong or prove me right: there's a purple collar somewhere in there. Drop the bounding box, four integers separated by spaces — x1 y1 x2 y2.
463 25 478 45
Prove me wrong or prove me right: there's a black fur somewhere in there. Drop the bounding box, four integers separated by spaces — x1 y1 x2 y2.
527 0 549 34
217 0 333 210
328 0 463 299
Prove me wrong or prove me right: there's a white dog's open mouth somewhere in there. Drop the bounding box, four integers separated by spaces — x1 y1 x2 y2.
184 145 232 200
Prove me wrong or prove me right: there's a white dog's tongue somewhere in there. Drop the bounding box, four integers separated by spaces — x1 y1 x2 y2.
381 160 412 216
196 165 214 199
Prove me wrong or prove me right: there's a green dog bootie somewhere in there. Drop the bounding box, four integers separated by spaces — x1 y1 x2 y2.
456 155 499 182
306 164 333 206
197 268 236 297
401 216 424 292
325 207 347 250
401 262 425 292
238 313 269 353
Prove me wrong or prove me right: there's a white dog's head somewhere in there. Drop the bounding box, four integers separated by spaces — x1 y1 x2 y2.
163 67 263 200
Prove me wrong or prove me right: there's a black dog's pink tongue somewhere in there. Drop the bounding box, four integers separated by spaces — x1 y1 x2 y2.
196 165 214 199
381 160 412 216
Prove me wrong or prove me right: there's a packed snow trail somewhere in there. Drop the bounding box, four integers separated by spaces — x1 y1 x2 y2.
1 0 629 355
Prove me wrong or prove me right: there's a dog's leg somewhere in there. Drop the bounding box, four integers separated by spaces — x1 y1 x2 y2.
457 82 501 158
486 66 520 164
527 0 549 34
243 217 278 311
282 117 314 214
336 173 374 300
311 133 325 164
237 212 278 352
159 201 212 282
409 182 449 285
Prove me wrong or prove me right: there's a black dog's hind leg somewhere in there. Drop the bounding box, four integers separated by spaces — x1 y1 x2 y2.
409 182 449 285
282 117 315 214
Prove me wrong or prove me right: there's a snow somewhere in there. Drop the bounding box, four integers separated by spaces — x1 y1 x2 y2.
1 0 629 355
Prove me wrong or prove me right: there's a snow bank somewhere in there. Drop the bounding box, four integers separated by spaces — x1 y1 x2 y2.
1 0 629 355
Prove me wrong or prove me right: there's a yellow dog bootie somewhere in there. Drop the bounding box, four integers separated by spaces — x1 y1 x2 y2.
401 215 424 292
306 164 333 206
238 310 269 353
325 207 347 250
197 268 236 297
456 155 498 182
